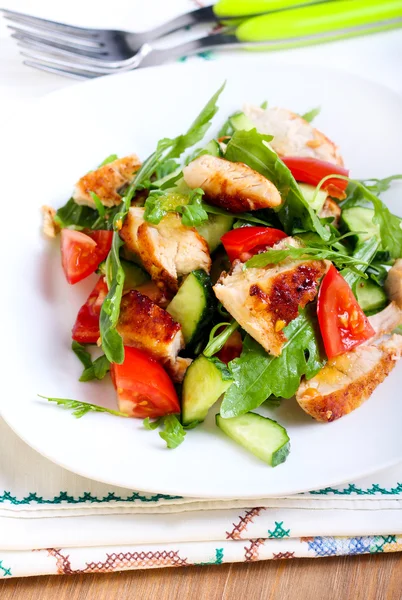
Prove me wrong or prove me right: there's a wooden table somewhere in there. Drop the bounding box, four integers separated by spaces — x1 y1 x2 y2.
1 553 401 599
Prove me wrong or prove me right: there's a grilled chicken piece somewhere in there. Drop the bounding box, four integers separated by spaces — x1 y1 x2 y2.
183 155 281 212
41 205 60 238
368 302 402 339
319 198 341 227
120 208 211 293
214 257 328 356
296 335 402 422
385 260 402 309
73 154 141 208
243 105 343 166
117 290 186 382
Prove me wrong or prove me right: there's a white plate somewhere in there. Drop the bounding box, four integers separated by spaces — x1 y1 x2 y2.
1 57 402 499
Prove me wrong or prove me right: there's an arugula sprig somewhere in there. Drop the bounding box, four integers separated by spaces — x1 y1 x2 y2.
246 244 370 273
72 341 111 382
99 83 225 364
203 321 240 357
143 415 198 449
221 308 325 418
39 395 128 418
315 174 402 259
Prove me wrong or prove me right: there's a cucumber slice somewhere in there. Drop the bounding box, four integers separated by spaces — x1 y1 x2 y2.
230 112 255 132
182 356 233 424
298 183 327 213
203 139 221 157
166 270 216 348
196 214 234 252
121 260 149 292
356 277 387 315
342 207 380 245
216 412 290 467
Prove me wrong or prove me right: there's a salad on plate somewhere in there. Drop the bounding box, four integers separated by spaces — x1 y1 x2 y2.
41 84 402 468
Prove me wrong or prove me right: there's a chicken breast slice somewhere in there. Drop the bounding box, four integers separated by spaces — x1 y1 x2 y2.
73 154 141 208
243 105 343 166
385 260 402 309
214 257 329 356
296 335 402 422
120 208 211 293
319 198 341 227
117 290 188 382
183 155 281 213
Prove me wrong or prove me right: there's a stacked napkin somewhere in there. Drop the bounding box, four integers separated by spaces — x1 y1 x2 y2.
1 418 401 577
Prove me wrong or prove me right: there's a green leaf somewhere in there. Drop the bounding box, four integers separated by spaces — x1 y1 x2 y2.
246 245 369 271
39 395 128 419
155 159 180 180
98 154 118 167
220 309 325 418
203 321 240 357
54 198 119 231
340 238 379 288
260 100 268 109
143 417 163 430
225 129 330 240
71 341 93 370
179 188 208 227
159 414 186 449
89 191 106 217
202 203 271 226
325 175 402 260
165 82 225 160
360 174 402 195
300 106 321 123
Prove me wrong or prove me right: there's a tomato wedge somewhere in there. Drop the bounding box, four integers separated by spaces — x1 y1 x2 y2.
317 265 375 359
221 226 287 262
282 157 349 199
72 277 108 344
61 229 113 284
217 330 243 365
111 347 180 419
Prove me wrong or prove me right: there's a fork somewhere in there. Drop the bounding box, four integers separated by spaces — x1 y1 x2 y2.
4 0 402 79
2 1 324 63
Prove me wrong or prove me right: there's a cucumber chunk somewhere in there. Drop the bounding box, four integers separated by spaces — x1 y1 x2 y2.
121 260 149 292
203 139 221 157
356 277 387 315
166 270 215 348
216 412 290 467
196 214 234 252
342 207 380 244
298 183 327 213
230 112 255 132
182 356 233 424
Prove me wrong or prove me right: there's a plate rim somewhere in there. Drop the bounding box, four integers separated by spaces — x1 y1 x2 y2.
2 57 402 498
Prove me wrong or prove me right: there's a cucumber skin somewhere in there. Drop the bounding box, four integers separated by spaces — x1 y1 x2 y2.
167 270 216 350
182 356 233 425
216 413 290 467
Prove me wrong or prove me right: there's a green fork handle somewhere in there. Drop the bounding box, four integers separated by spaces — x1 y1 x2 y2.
213 0 332 18
228 0 402 43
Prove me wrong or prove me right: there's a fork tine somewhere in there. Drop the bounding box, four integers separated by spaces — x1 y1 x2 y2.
19 49 127 75
23 59 95 79
8 25 104 50
15 39 128 67
15 38 114 64
1 9 100 39
11 31 108 59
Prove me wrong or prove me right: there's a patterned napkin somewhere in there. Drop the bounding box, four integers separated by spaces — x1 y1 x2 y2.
1 418 401 578
1 0 402 580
